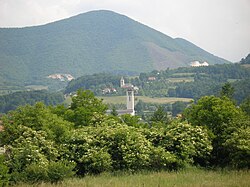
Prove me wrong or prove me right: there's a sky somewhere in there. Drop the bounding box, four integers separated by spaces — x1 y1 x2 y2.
0 0 249 62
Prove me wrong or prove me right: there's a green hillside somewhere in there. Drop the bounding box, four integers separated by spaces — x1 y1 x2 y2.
0 10 230 87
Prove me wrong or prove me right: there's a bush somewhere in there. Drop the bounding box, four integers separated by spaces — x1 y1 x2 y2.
224 124 250 169
47 161 76 184
162 121 212 165
23 164 48 184
79 147 112 174
149 147 180 170
67 128 113 176
21 161 75 184
0 155 10 187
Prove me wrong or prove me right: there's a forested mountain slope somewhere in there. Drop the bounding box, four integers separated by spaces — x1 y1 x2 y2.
0 10 230 86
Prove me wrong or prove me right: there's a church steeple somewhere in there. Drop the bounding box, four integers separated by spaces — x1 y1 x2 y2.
120 77 125 88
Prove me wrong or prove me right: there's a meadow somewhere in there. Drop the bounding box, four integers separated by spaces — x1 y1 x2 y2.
15 168 250 187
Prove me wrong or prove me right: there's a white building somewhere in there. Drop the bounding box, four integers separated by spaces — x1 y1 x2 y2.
190 61 209 67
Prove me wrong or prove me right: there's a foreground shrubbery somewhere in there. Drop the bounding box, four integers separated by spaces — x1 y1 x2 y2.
0 90 249 185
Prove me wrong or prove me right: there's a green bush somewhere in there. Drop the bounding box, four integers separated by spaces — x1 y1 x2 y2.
23 163 48 184
67 128 113 175
0 155 10 187
162 121 212 165
224 124 250 169
47 161 76 184
79 147 112 174
149 147 180 170
21 161 75 184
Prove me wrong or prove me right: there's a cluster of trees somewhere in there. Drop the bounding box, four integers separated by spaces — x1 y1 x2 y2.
0 90 64 113
135 100 189 120
0 89 249 185
65 73 122 95
240 53 250 64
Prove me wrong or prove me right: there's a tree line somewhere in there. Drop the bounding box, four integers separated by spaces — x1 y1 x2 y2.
0 90 64 114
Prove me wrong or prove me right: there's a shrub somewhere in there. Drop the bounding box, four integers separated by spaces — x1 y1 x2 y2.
47 161 76 184
79 147 112 174
0 155 10 187
23 163 48 184
149 147 180 170
21 161 75 184
162 121 212 165
67 128 113 176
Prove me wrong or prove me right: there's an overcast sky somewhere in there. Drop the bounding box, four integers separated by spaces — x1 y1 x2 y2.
0 0 249 62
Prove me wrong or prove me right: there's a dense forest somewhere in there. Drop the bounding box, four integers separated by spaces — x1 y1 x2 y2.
0 89 249 186
0 90 64 113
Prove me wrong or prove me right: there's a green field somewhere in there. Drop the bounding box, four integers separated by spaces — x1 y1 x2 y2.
15 168 250 187
167 77 194 83
25 85 48 90
99 96 193 104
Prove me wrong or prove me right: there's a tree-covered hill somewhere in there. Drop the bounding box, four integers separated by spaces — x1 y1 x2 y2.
65 64 250 103
0 10 230 87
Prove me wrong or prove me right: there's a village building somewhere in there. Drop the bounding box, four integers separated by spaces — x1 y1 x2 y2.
190 61 209 67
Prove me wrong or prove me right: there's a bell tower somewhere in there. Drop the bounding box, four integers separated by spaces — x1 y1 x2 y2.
126 88 135 115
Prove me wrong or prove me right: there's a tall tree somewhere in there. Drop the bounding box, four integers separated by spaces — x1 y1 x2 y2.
150 106 169 125
220 82 234 99
66 89 108 127
184 95 247 166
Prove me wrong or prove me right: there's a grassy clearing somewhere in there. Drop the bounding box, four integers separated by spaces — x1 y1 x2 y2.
25 85 48 90
99 96 193 105
172 72 195 76
167 77 194 83
242 64 250 68
15 168 250 187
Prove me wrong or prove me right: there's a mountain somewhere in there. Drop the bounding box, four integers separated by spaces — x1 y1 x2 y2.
0 10 230 87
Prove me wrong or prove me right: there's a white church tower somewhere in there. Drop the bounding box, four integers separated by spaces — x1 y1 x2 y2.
120 77 125 88
126 88 135 115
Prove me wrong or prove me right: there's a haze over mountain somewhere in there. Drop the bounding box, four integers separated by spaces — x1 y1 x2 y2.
0 10 230 86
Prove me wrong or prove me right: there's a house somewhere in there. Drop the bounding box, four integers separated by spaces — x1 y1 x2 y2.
148 77 156 81
190 61 209 67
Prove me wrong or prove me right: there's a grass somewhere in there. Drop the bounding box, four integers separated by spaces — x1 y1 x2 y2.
167 77 194 83
15 168 250 187
25 85 48 90
64 96 193 106
241 64 250 68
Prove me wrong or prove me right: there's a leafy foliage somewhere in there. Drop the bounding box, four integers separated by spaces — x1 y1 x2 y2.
0 89 249 185
0 90 64 114
150 106 169 125
184 95 250 167
0 155 10 187
65 89 108 126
